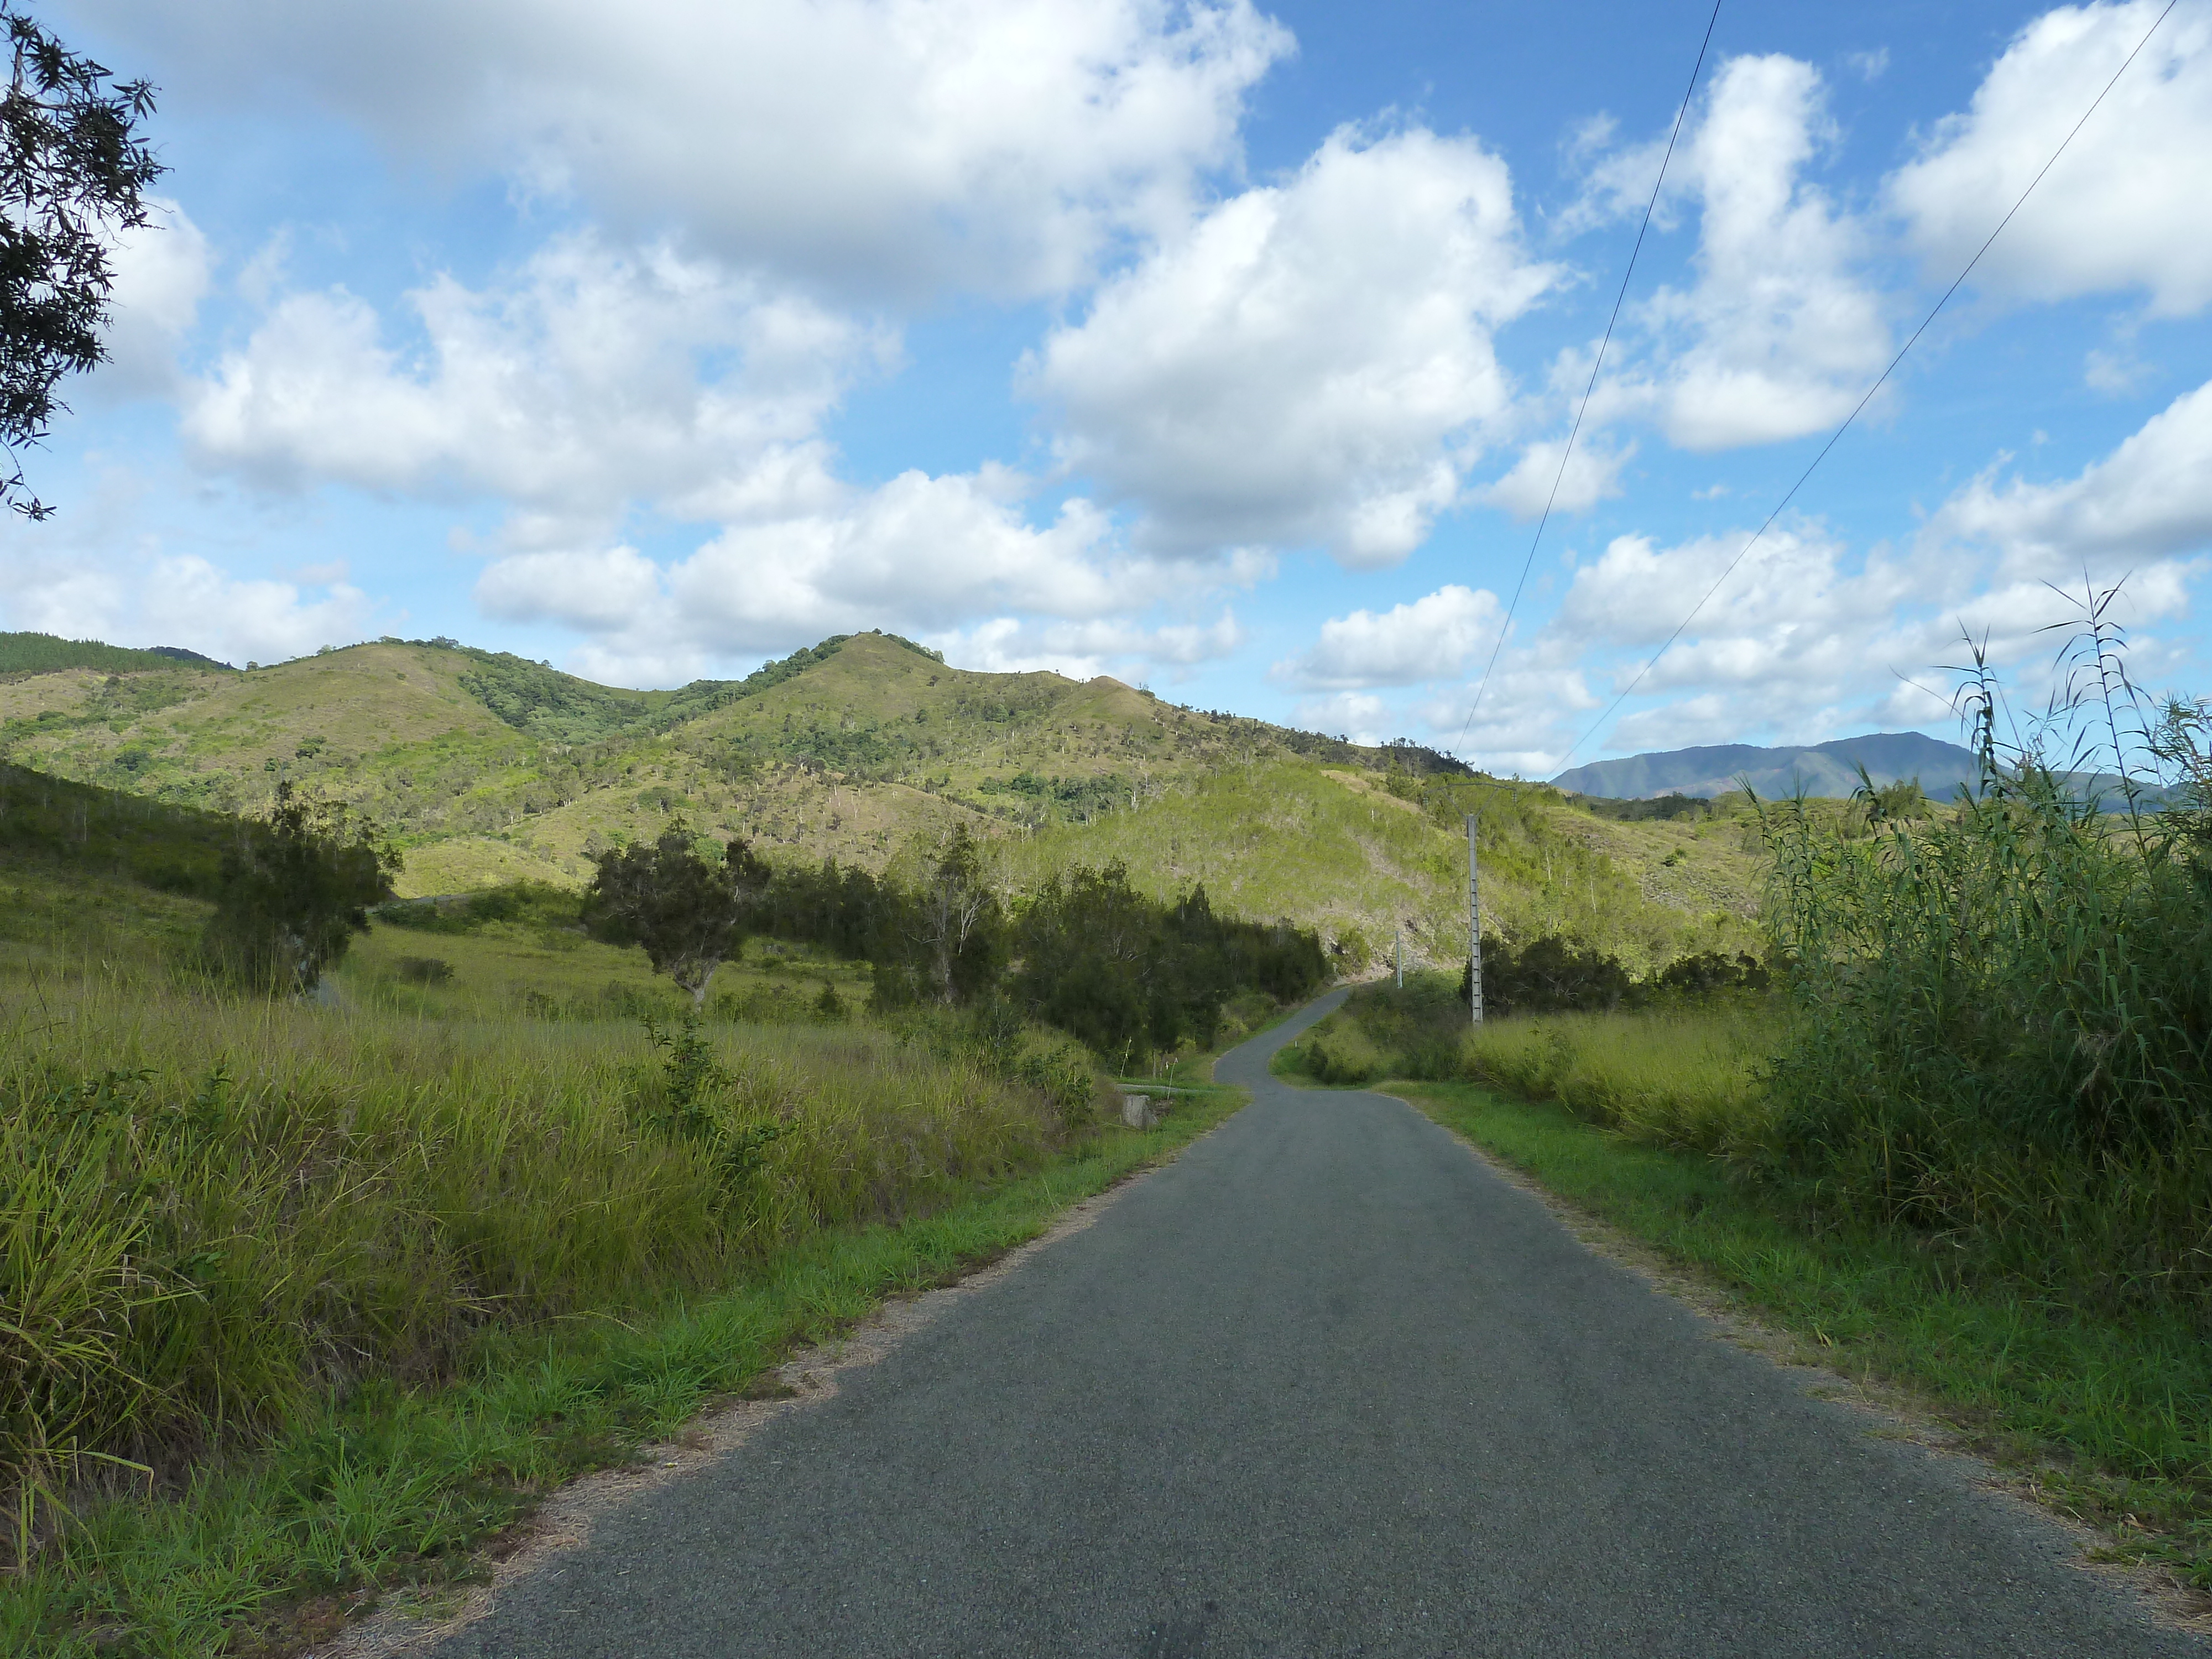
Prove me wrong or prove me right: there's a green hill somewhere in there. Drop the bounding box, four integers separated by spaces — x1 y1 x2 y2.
0 630 1768 968
0 630 236 675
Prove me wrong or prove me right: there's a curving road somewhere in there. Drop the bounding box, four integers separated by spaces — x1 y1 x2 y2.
428 990 2202 1657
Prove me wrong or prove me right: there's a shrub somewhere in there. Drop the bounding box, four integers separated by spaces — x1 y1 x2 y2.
1761 612 2212 1307
202 784 398 993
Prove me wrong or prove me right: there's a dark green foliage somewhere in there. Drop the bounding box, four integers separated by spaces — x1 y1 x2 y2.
753 857 888 960
1648 951 1770 999
203 784 399 993
373 880 579 936
1570 791 1711 822
744 848 1324 1061
1764 612 2212 1310
393 956 452 985
906 826 1004 1005
1463 933 1634 1016
1010 865 1324 1063
0 6 164 517
0 760 231 893
975 770 1129 822
456 651 658 745
584 827 769 1008
0 632 229 676
1450 936 1768 1018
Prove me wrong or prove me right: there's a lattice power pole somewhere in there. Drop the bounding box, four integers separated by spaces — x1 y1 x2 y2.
1466 813 1484 1025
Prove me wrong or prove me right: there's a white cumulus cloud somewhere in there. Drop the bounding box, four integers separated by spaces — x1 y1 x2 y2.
1888 0 2212 317
182 235 885 549
83 0 1291 302
1025 126 1555 566
1642 54 1891 450
1927 377 2212 578
1275 584 1502 690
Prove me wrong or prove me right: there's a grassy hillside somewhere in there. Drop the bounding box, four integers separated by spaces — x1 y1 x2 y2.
0 629 1768 964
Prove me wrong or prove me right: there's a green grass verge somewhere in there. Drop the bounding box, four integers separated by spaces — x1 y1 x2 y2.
3 1086 1246 1659
1383 1078 2212 1590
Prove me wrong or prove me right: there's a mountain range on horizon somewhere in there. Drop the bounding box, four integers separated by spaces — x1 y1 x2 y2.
1552 733 1982 802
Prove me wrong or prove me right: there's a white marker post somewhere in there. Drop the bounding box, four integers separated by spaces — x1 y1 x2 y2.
1466 813 1484 1026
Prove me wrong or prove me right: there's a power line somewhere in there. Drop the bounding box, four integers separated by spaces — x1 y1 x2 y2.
1550 0 2180 776
1455 0 1723 756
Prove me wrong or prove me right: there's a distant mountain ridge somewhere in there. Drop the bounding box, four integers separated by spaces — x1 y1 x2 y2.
1554 733 1980 802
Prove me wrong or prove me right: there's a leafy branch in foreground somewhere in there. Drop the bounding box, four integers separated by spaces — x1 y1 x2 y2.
0 5 164 518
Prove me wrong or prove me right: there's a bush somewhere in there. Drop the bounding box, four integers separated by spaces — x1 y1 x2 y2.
202 784 398 993
1761 614 2212 1309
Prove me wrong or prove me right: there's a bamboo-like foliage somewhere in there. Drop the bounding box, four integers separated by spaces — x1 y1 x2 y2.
1762 599 2212 1307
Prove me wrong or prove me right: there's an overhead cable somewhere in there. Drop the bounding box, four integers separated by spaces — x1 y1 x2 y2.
1550 0 2182 775
1454 0 1724 756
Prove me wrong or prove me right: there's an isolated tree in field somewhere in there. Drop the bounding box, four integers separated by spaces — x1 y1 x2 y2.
0 6 165 517
585 826 769 1008
205 782 399 993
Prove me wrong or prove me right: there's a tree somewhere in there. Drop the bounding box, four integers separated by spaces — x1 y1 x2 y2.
0 6 164 518
907 825 1003 1004
205 783 399 993
584 826 769 1009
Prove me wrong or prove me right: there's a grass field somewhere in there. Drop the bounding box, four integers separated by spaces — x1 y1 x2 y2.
0 836 1262 1656
3 1088 1245 1657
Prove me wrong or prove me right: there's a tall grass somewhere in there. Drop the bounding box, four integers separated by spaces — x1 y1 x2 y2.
0 966 1064 1563
1286 972 1780 1160
1763 616 2212 1310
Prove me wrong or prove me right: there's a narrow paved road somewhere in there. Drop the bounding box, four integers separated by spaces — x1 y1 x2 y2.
431 992 2201 1657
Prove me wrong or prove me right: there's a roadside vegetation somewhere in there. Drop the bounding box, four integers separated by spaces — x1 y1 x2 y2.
1282 614 2212 1587
0 764 1295 1655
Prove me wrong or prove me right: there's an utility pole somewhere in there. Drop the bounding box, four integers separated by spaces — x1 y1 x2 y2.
1395 925 1404 989
1466 813 1484 1025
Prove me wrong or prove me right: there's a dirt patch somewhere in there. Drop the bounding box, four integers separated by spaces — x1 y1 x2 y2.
1386 1086 2212 1639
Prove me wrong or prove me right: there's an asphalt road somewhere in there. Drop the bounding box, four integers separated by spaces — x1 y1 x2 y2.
429 990 2203 1657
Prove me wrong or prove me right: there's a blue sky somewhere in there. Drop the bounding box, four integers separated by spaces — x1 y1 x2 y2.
3 0 2208 778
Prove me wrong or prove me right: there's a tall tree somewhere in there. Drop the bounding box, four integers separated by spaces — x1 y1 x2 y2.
205 783 399 993
584 826 769 1009
907 825 1003 1004
0 6 164 518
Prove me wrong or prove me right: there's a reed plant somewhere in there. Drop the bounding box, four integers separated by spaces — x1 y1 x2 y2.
1762 612 2212 1310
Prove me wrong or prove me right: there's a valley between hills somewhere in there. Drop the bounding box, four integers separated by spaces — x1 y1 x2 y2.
0 628 1767 972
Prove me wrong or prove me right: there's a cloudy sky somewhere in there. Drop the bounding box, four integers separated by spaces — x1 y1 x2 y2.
3 0 2208 776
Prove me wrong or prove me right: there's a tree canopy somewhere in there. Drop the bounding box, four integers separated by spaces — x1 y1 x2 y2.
0 5 164 518
204 784 399 993
583 826 770 1008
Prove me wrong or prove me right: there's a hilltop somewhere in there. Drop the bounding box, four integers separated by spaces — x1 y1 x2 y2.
0 629 1768 969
